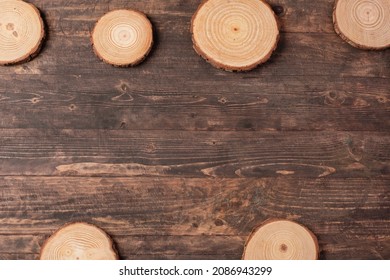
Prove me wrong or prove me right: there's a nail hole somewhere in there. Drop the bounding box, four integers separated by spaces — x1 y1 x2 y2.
272 6 285 16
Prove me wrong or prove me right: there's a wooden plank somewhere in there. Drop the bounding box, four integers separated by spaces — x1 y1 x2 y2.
0 177 388 259
0 81 388 131
0 129 388 178
0 234 388 260
1 177 388 235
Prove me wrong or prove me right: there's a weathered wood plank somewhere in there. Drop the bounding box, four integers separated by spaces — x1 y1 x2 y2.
0 130 388 178
0 234 388 260
1 177 388 235
0 82 388 131
0 177 388 259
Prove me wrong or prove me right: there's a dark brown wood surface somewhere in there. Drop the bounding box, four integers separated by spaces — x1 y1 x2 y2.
0 0 389 260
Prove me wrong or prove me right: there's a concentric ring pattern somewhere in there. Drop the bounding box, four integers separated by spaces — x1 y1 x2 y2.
40 223 118 260
191 0 279 71
243 220 319 260
92 9 153 66
0 0 44 65
334 0 390 49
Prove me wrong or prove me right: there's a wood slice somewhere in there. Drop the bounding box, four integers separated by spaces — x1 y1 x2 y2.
92 9 153 67
0 0 45 65
243 219 319 260
191 0 279 71
40 222 119 260
333 0 390 50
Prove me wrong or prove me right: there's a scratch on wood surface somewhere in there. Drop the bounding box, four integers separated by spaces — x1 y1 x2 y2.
276 170 295 175
201 167 216 177
55 163 170 176
353 98 370 108
207 120 224 126
92 217 130 226
286 214 302 220
345 162 366 171
318 166 337 178
14 66 42 75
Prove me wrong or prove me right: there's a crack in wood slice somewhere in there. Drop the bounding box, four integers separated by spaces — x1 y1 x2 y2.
0 0 45 65
243 219 319 260
191 0 279 71
40 222 119 260
92 9 153 67
333 0 390 50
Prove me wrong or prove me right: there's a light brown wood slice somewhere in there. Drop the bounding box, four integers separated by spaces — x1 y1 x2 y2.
243 219 319 260
191 0 279 71
0 0 45 65
333 0 390 50
92 9 153 67
40 222 119 260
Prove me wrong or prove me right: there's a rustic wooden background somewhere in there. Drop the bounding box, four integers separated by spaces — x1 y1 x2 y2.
0 0 389 260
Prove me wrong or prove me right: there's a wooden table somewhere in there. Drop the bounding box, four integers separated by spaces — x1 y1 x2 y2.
0 0 389 260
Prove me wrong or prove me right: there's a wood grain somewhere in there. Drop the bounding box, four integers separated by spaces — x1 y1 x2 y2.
40 222 118 260
92 9 153 67
0 0 45 65
0 0 388 260
0 129 388 178
0 177 388 259
333 0 390 50
243 219 319 260
191 0 279 71
0 81 388 131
